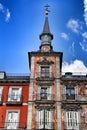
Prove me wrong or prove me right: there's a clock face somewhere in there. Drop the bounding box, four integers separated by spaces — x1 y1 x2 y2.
42 46 50 52
44 35 48 41
41 35 51 43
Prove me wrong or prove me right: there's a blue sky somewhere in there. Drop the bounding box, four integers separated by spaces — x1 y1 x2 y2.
0 0 87 74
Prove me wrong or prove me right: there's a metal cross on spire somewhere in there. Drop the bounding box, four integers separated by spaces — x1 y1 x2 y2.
44 4 50 15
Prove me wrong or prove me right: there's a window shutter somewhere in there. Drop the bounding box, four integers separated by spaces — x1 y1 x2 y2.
8 88 12 101
17 88 22 101
0 87 3 101
45 110 52 129
63 86 66 100
85 113 87 123
38 110 44 129
38 87 41 100
47 87 52 100
75 86 78 100
65 111 79 129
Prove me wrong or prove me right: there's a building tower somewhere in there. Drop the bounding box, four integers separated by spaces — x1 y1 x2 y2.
27 7 63 130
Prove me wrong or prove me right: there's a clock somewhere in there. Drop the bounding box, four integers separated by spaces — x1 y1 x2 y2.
41 45 50 52
41 35 51 44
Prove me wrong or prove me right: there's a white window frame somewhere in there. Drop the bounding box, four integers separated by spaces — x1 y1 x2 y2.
0 87 3 101
8 87 22 102
5 110 20 129
65 111 80 130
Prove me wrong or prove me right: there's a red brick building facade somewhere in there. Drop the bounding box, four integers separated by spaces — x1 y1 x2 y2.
0 73 29 129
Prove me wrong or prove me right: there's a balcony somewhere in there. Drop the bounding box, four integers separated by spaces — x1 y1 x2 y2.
36 72 54 80
62 94 87 104
64 122 87 130
6 94 23 105
0 122 26 129
35 93 55 104
36 72 54 85
35 122 55 130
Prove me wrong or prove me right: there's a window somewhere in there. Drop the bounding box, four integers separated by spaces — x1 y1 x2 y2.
40 88 47 100
0 87 3 101
5 110 19 129
8 87 22 101
38 87 52 100
66 87 75 100
65 111 79 130
41 66 50 77
36 109 52 129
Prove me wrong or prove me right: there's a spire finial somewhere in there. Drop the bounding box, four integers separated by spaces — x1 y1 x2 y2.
44 4 50 15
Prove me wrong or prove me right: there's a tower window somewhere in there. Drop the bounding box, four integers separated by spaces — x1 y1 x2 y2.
41 66 50 77
40 88 47 100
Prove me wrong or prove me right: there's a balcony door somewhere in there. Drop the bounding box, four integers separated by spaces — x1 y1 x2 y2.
6 111 19 129
65 111 80 130
36 109 52 129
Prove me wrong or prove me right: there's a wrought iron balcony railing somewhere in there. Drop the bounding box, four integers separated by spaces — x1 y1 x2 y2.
62 94 87 102
34 93 55 104
36 72 54 79
64 122 87 130
36 122 55 130
6 94 23 105
0 122 26 129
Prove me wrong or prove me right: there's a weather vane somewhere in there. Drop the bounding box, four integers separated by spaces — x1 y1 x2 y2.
44 4 50 15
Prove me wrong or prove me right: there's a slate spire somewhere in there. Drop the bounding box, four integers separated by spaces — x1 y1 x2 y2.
39 7 53 40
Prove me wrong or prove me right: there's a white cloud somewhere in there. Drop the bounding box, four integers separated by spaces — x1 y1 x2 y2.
0 2 11 22
62 60 87 74
0 3 3 11
83 0 87 25
67 19 79 33
5 9 10 22
71 42 75 56
61 32 69 40
82 32 87 38
79 40 87 51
